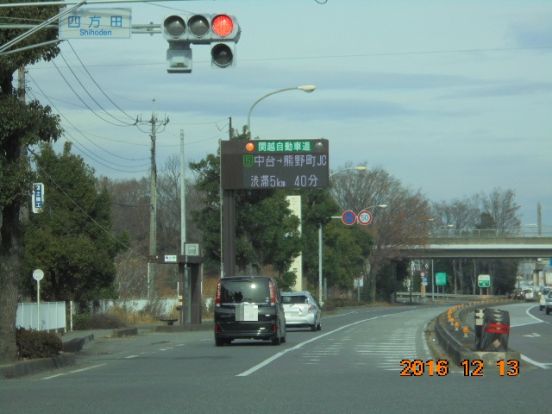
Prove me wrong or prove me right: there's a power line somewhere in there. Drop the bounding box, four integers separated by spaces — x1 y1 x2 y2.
67 41 137 122
51 59 134 127
28 45 552 70
28 74 150 167
57 51 136 126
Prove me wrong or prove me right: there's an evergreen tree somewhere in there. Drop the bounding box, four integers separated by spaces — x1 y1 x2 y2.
0 3 62 362
21 143 126 303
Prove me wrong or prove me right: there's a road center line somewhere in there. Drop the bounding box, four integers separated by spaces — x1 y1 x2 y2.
236 314 390 377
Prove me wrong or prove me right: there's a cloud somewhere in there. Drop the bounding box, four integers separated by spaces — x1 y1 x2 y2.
439 80 552 99
510 18 552 48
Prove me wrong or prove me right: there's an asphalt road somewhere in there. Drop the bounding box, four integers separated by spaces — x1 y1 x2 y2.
1 304 550 414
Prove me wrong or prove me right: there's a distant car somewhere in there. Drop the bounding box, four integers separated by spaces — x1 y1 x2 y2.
545 292 552 315
281 291 321 331
539 287 551 311
214 276 287 346
523 289 535 301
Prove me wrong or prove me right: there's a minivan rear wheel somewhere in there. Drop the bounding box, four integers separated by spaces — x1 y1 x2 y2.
215 337 225 347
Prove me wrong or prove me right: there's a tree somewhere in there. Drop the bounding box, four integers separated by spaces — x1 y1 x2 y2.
431 189 521 294
0 3 62 362
298 188 372 294
21 143 125 303
331 165 432 302
189 140 302 281
480 188 521 235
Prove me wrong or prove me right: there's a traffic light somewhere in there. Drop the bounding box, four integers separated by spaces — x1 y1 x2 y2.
163 13 241 73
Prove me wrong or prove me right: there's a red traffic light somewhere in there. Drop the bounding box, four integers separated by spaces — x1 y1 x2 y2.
212 14 234 37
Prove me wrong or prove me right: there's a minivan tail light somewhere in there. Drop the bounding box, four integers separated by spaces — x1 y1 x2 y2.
215 280 221 307
269 281 276 305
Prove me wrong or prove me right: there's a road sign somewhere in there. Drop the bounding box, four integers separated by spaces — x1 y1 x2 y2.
357 209 373 225
59 8 132 39
435 272 447 286
341 210 357 225
221 139 329 190
421 276 428 286
33 269 44 281
478 274 491 288
32 183 44 214
164 255 178 263
185 243 200 256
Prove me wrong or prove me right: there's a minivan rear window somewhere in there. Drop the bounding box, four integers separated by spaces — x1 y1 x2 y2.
220 279 270 304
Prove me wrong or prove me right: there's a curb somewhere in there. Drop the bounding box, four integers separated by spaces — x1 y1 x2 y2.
155 322 213 332
111 327 138 338
1 353 76 379
62 334 95 353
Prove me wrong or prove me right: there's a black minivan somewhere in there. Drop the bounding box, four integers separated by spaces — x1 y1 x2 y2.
214 276 286 346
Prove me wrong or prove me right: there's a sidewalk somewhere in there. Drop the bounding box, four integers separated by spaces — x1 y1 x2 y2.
1 319 218 380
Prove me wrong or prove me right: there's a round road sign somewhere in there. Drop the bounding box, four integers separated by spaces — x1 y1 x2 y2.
357 209 373 225
33 269 44 281
341 210 357 225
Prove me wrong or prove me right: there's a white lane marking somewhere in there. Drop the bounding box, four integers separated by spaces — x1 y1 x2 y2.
236 314 391 377
175 344 186 347
523 333 541 338
42 373 65 380
44 363 107 379
159 348 170 351
323 311 357 319
521 354 551 369
525 305 545 324
69 364 106 374
125 355 139 359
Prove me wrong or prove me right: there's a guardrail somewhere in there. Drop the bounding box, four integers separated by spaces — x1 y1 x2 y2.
429 227 552 239
395 291 499 303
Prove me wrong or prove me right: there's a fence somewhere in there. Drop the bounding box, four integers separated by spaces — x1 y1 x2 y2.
16 301 66 332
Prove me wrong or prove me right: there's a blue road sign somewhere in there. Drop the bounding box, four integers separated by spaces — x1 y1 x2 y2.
32 183 44 213
341 210 357 225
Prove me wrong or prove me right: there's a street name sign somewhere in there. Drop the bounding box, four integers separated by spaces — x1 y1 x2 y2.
221 139 329 190
32 182 44 214
59 8 132 39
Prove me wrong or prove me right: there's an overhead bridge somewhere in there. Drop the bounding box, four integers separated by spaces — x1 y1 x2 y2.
400 237 552 259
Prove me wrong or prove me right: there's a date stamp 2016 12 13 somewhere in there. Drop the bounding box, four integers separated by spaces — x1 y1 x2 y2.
400 359 520 377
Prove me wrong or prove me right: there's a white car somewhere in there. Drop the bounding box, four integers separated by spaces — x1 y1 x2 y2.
281 291 321 331
523 289 535 301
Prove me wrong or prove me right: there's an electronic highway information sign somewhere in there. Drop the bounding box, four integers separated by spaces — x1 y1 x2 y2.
221 139 329 190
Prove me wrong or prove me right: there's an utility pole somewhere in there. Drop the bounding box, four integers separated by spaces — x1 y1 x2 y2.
137 107 169 301
537 202 542 236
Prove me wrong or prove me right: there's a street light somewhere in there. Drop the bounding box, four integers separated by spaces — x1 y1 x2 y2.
246 84 316 139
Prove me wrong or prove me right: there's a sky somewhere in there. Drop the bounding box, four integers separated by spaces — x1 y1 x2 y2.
21 0 552 226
